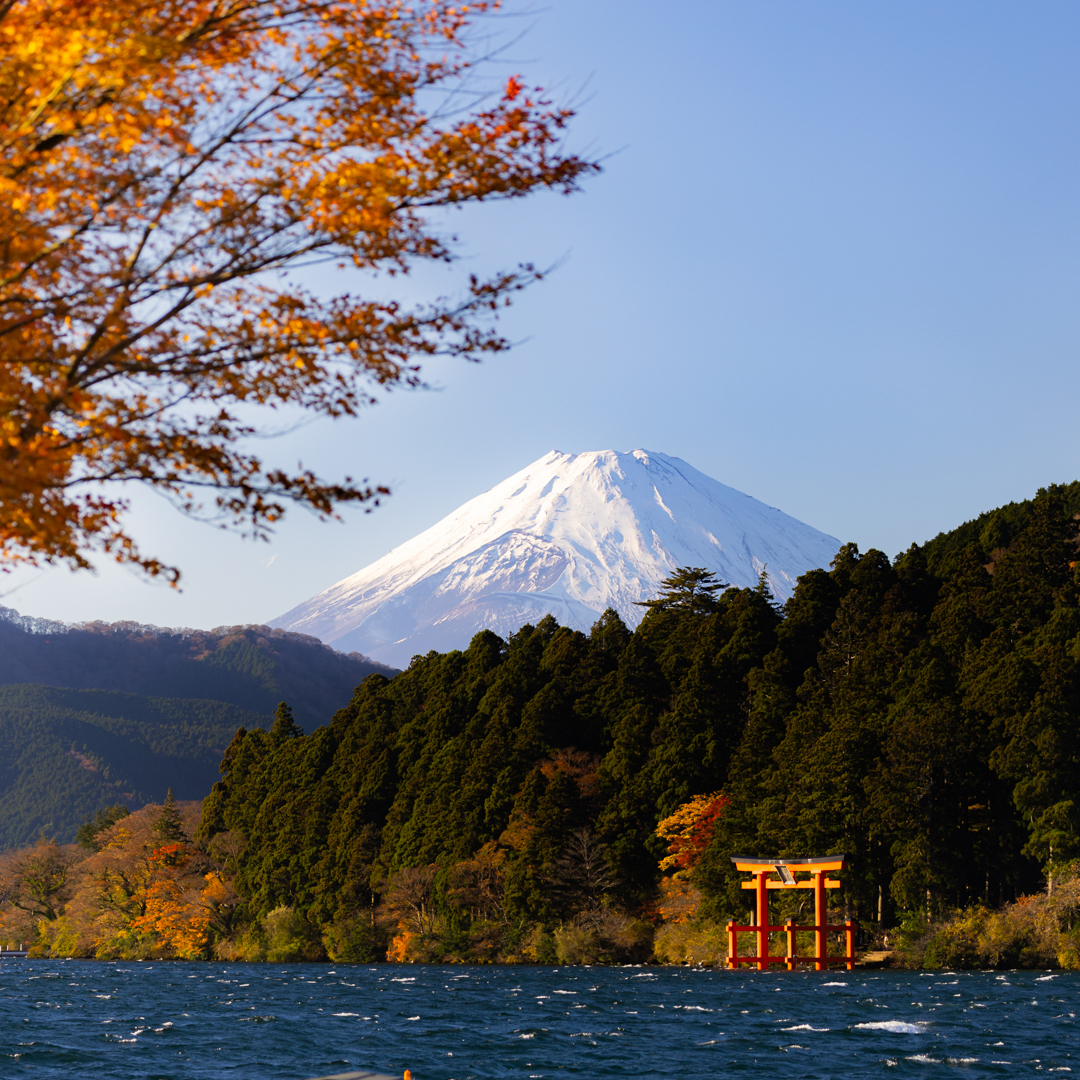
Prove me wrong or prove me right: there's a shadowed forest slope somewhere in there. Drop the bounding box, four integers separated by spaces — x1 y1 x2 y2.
0 616 395 732
0 685 264 848
0 619 394 849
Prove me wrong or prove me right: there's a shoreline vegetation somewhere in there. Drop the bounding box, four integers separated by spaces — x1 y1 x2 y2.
896 866 1080 970
2 483 1080 968
3 798 1078 969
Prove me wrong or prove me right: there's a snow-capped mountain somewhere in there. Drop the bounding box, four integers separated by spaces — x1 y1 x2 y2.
271 449 841 668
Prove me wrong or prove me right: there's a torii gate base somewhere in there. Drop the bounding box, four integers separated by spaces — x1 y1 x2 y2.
727 856 854 972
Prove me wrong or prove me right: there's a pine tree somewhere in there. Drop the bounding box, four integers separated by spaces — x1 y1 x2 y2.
754 564 783 613
270 702 304 743
153 789 186 843
635 567 726 615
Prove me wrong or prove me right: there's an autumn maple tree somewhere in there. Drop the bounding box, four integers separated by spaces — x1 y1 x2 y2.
655 792 730 878
0 0 595 580
651 792 730 927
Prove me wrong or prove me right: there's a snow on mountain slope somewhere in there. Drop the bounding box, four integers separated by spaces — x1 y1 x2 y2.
271 449 841 668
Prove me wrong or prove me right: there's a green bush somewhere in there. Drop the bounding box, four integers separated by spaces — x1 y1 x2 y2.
262 905 324 962
322 911 386 962
921 907 988 969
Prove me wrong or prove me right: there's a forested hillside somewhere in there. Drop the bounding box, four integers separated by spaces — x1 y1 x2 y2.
185 483 1080 963
4 483 1079 965
0 618 394 850
0 615 395 733
0 685 264 848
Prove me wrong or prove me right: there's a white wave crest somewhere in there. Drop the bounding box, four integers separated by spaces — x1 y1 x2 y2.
854 1021 925 1034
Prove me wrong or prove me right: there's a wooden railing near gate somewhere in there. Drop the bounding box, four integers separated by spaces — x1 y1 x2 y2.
726 855 853 972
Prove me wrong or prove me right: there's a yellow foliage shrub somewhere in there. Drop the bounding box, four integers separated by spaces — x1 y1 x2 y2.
655 878 702 924
652 921 728 967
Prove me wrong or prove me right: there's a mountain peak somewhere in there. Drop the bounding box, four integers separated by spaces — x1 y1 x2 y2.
271 449 840 667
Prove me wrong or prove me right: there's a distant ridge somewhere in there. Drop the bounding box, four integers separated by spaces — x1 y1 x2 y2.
272 449 841 667
0 610 395 732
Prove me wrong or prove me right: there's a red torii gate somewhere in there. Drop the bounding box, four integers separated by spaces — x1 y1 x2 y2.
727 855 854 972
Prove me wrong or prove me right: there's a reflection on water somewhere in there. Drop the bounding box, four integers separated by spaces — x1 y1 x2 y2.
0 961 1076 1078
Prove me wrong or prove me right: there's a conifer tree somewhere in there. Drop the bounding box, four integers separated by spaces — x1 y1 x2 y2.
635 567 726 615
754 564 783 613
270 702 304 743
153 789 186 843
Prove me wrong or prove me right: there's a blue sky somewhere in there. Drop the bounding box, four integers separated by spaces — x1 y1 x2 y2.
5 0 1080 629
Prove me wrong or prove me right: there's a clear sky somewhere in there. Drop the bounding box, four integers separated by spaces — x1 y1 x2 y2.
5 0 1080 631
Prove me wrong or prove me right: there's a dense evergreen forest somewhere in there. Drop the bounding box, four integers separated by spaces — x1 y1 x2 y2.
4 483 1079 966
189 483 1080 962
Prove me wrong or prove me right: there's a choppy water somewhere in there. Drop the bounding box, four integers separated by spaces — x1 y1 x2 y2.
0 961 1076 1079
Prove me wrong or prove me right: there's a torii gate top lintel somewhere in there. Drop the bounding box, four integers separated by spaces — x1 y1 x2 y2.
730 854 847 872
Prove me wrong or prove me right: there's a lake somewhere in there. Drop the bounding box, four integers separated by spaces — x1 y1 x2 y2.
0 961 1075 1078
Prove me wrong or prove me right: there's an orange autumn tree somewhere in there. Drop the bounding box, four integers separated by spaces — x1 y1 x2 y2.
656 792 730 878
131 844 213 959
58 799 214 958
0 0 596 579
654 792 729 924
